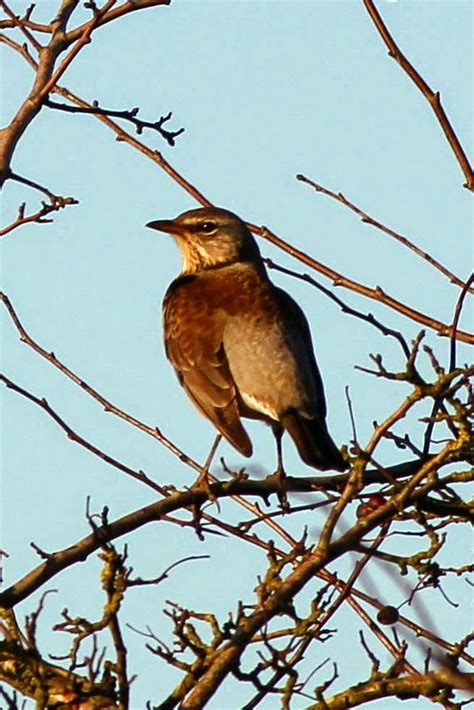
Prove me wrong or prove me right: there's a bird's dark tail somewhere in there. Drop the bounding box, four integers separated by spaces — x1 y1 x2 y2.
282 411 347 472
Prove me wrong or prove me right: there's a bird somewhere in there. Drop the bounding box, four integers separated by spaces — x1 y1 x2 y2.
146 206 347 480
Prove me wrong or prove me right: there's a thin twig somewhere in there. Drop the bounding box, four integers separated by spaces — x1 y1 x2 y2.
0 373 168 496
127 555 210 587
311 523 399 655
37 0 118 102
297 174 473 293
4 37 472 343
63 0 171 44
449 273 474 372
0 291 206 478
0 0 42 49
1 171 77 236
0 197 77 236
256 227 473 345
45 98 184 146
265 257 411 357
0 2 52 34
363 0 474 191
421 273 474 457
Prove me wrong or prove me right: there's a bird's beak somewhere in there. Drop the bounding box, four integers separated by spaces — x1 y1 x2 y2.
145 219 178 234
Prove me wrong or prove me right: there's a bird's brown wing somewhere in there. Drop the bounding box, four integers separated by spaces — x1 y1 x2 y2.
163 277 252 457
273 287 347 471
272 286 327 417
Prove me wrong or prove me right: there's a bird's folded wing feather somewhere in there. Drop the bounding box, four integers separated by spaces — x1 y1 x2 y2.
273 286 328 418
163 285 252 456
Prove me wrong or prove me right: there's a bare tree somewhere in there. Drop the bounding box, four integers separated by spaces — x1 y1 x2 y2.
1 2 472 708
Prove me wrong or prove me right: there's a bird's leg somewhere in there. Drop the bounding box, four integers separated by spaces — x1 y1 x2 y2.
274 426 285 478
271 424 289 510
195 434 222 497
203 434 222 473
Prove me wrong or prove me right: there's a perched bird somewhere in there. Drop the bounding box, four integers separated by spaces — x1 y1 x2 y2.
146 207 346 476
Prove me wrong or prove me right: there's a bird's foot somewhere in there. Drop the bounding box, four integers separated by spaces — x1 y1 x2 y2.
267 466 289 511
161 483 178 494
227 467 249 483
193 468 216 501
220 457 249 481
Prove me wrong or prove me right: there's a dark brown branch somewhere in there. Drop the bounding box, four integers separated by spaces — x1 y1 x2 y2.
0 457 437 610
363 0 474 192
0 171 77 236
44 98 185 147
450 272 474 371
127 555 210 587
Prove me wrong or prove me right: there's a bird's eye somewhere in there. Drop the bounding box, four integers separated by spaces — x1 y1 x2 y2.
199 221 216 233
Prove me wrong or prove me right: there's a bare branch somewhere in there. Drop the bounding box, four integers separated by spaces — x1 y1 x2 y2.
363 0 474 191
311 667 474 709
265 258 411 358
0 373 168 496
255 225 474 345
0 171 77 236
64 0 172 44
297 173 473 292
0 291 207 479
0 1 42 49
0 0 171 185
450 273 474 371
44 98 184 146
0 2 52 34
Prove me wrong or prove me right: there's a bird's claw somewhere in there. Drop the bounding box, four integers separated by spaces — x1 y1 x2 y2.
193 470 217 501
266 468 289 511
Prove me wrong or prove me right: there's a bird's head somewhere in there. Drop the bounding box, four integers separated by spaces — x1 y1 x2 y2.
146 207 263 275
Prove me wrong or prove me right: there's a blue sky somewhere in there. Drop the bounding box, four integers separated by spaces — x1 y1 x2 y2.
1 1 473 708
